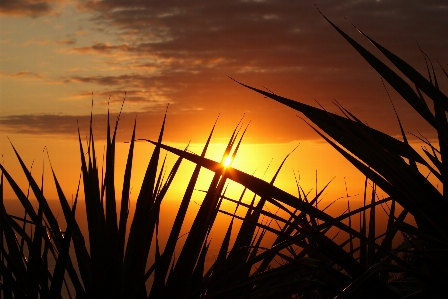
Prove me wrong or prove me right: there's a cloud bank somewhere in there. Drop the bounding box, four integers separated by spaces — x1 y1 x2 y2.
1 0 447 142
0 0 60 17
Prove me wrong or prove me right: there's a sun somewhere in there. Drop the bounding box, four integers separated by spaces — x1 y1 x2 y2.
223 155 232 167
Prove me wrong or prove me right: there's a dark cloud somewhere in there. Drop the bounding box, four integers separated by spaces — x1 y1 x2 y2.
0 96 436 145
71 0 448 96
57 38 77 45
0 113 146 141
0 0 58 17
0 114 84 136
65 74 150 87
4 0 447 143
0 111 307 145
98 1 439 142
75 0 448 62
68 90 167 107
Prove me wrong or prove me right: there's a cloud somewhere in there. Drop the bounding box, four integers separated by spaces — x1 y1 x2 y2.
23 38 53 46
0 106 435 145
57 38 76 45
72 42 130 54
0 111 309 143
68 1 448 92
0 111 216 143
0 114 81 136
10 71 32 77
0 0 59 17
71 1 447 136
63 74 152 87
8 71 43 80
2 0 446 143
60 90 168 111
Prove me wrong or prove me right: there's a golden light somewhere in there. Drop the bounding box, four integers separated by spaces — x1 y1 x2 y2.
223 155 232 167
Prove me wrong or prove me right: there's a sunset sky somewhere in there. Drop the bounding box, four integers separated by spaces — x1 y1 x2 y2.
1 0 447 202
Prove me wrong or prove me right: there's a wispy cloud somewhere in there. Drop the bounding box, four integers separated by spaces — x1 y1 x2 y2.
72 42 131 54
57 38 76 45
22 38 53 46
60 90 168 110
68 0 448 95
1 0 447 142
0 108 433 144
0 111 292 143
0 114 81 136
0 0 60 17
8 71 43 80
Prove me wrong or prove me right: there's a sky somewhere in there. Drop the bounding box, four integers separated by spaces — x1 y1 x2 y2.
1 0 447 201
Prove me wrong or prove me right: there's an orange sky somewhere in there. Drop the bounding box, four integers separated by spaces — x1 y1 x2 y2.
0 1 447 207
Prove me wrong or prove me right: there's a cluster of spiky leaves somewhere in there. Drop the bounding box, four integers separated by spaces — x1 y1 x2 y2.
1 14 448 299
229 11 448 298
1 109 339 299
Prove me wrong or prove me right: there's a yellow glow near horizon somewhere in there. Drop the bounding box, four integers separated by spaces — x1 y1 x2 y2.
3 138 436 207
223 155 232 167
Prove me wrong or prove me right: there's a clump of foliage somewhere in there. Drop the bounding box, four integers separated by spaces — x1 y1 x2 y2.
1 12 447 299
232 11 448 298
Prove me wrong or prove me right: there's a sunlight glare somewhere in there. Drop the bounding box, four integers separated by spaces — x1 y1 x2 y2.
223 155 232 167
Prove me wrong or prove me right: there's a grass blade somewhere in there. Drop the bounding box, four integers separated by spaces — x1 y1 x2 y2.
149 118 218 299
122 113 166 298
48 191 78 298
117 119 136 271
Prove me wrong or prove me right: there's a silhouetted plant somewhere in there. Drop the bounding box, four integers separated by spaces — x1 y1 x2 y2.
1 12 447 299
231 10 448 298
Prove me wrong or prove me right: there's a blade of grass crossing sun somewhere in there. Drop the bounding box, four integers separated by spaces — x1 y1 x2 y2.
148 117 218 299
164 120 241 298
205 123 250 238
217 146 297 293
147 141 368 242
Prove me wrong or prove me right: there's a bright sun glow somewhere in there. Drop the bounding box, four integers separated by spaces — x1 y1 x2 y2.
223 155 232 167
